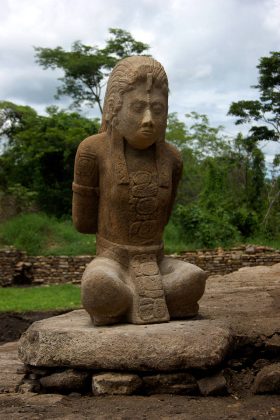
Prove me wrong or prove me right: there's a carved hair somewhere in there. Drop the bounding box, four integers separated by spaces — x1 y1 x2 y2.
100 56 168 133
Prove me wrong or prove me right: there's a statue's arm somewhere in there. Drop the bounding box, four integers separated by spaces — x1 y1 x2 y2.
166 145 183 223
72 140 99 234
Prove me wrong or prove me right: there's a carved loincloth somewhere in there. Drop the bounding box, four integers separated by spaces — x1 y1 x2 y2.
96 235 170 324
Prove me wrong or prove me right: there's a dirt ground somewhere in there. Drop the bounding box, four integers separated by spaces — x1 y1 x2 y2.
0 264 279 419
0 310 69 345
0 392 280 419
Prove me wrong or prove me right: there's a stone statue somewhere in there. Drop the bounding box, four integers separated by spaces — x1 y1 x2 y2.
72 56 207 326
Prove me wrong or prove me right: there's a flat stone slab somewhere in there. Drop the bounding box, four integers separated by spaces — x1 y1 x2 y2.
18 310 231 371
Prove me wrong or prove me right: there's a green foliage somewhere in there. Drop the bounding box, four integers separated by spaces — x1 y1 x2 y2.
102 28 150 59
167 112 231 158
34 28 150 113
173 205 240 248
163 219 189 254
228 51 280 143
0 102 99 216
228 52 280 235
166 113 189 149
0 284 81 312
165 111 278 246
0 213 96 256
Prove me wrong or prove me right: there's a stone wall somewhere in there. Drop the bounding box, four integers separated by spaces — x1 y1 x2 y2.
1 245 280 287
177 245 280 275
0 248 27 287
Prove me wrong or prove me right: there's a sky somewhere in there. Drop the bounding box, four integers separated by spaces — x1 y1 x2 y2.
0 0 279 162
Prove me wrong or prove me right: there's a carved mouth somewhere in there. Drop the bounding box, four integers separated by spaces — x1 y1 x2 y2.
140 129 153 135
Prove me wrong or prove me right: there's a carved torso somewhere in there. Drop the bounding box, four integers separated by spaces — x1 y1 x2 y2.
72 132 182 248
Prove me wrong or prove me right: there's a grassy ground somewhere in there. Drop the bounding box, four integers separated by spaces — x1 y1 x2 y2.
0 213 96 256
0 284 81 312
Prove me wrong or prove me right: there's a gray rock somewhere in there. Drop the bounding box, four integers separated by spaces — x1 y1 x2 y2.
252 363 280 394
142 372 197 394
68 392 82 398
39 369 89 391
198 372 227 396
18 379 40 393
0 341 25 393
18 310 231 371
92 372 142 395
253 359 270 370
265 334 280 352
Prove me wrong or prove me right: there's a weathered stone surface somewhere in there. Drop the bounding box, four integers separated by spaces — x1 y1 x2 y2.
265 334 280 352
18 310 231 371
252 363 280 394
200 263 280 343
0 341 24 393
39 369 89 391
142 373 197 394
18 379 40 393
92 373 142 395
198 372 227 396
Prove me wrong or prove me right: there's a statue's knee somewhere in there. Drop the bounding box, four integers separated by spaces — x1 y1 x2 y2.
187 267 207 299
81 268 132 318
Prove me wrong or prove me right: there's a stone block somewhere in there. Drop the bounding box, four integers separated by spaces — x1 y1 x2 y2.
39 369 89 392
265 334 280 352
18 378 40 393
92 372 142 395
252 363 280 394
198 372 227 396
142 372 197 394
18 310 231 371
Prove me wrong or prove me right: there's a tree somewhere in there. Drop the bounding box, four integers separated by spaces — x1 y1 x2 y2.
228 51 280 144
228 52 280 233
166 113 269 246
34 28 150 114
0 101 99 216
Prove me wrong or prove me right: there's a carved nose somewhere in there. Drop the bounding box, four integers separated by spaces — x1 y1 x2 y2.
141 109 154 127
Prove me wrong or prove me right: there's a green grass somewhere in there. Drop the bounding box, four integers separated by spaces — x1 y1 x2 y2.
0 284 81 312
245 236 280 250
0 212 96 256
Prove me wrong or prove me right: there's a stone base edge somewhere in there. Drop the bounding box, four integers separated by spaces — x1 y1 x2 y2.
17 360 280 397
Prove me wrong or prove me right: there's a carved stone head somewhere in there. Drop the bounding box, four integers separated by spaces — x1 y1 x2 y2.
100 56 169 149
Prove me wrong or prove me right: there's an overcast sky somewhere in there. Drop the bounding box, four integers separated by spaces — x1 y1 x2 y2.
0 0 279 161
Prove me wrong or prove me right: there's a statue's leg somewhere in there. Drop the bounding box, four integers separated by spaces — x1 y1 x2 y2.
81 257 132 325
160 257 207 318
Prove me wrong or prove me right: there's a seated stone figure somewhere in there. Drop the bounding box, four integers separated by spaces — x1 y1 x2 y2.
72 56 207 326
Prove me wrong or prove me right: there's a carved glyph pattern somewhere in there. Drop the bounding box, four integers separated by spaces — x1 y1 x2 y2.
76 152 97 177
128 171 159 242
129 253 169 322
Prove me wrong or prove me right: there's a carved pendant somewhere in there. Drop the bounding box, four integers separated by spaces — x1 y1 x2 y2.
127 253 170 324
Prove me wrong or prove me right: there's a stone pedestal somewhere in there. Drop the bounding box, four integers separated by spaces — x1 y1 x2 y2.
18 310 230 371
17 310 232 395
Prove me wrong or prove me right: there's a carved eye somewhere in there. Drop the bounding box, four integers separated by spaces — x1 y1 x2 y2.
131 101 146 113
152 103 165 115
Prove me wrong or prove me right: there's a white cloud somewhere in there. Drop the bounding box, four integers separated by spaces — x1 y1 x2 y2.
0 0 279 152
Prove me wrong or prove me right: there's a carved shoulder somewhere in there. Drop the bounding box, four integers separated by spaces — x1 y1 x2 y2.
74 133 105 187
72 133 106 234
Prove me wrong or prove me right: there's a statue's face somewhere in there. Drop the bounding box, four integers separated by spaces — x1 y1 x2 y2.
116 79 167 150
